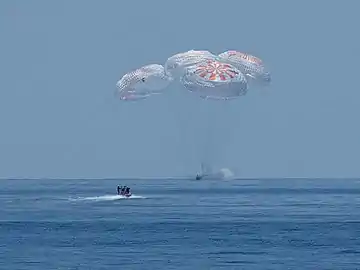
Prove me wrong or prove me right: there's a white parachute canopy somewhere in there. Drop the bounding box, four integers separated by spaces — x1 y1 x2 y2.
116 64 173 101
164 50 217 79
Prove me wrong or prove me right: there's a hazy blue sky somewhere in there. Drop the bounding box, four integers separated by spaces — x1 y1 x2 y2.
1 0 359 179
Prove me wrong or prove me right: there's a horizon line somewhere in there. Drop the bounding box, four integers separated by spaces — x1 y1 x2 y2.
1 177 360 181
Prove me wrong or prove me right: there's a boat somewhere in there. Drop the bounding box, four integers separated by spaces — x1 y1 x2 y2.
195 163 214 180
117 185 132 197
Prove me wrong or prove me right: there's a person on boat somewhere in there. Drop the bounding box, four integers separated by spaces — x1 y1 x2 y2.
117 185 121 195
125 187 130 195
121 186 126 195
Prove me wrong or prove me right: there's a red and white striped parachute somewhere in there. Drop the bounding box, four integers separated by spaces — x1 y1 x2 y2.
217 50 271 85
180 59 248 100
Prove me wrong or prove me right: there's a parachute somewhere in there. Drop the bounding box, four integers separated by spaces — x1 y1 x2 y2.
114 49 271 175
180 59 248 100
175 59 249 167
115 64 173 101
164 50 217 79
116 50 271 101
217 50 271 86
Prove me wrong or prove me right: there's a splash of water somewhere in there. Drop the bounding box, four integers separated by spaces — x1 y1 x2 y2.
219 168 235 179
69 194 146 202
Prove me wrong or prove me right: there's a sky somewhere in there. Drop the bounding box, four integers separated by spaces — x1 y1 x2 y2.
1 0 360 179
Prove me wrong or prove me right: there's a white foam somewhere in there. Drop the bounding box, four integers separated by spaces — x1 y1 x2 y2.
69 194 146 202
219 168 235 179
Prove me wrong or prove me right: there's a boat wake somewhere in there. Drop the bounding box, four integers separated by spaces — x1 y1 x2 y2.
69 194 146 202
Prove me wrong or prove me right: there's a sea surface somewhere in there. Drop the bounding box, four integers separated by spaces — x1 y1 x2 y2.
1 178 360 269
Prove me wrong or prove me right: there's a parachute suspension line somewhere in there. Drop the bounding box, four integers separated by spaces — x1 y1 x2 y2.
196 98 224 169
172 89 195 171
200 99 234 168
195 97 238 170
198 99 214 167
213 100 238 165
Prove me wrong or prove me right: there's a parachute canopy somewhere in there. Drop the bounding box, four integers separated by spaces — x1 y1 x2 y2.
180 59 248 100
115 49 271 102
217 50 271 85
164 50 217 79
116 64 173 101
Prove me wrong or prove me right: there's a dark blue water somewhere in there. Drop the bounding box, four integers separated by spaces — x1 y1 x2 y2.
1 178 360 269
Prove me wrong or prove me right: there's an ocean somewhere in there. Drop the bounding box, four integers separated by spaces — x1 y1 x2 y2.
1 178 360 269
